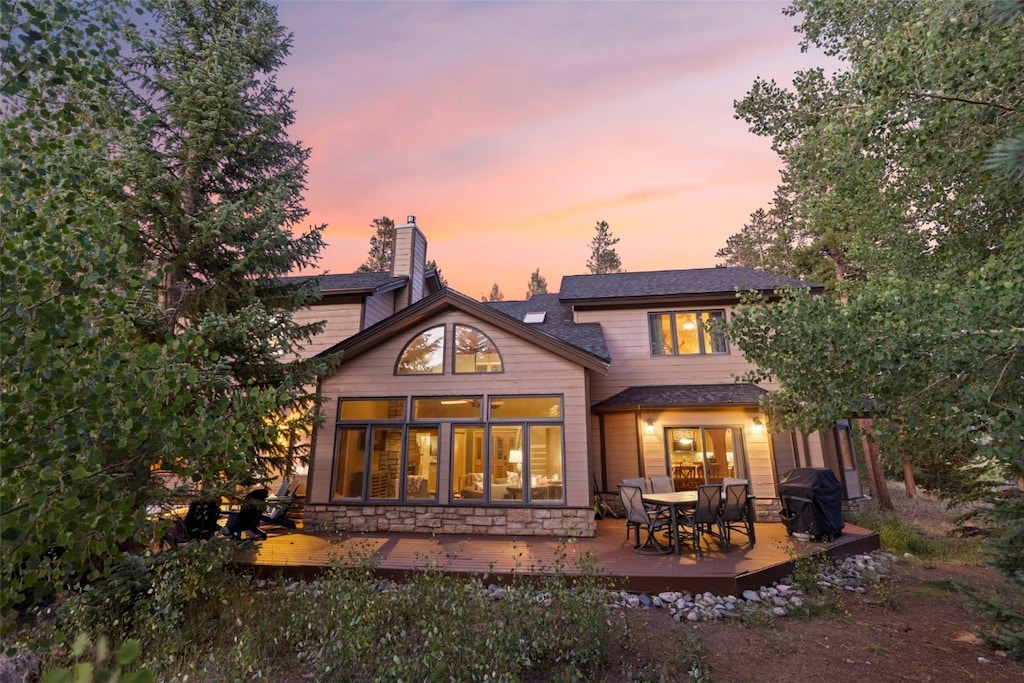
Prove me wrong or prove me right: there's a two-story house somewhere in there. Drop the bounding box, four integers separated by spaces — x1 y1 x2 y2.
299 217 863 537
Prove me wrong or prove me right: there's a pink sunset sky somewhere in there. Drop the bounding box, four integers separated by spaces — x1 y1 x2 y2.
275 0 834 299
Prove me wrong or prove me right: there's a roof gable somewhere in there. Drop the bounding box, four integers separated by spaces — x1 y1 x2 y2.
318 289 609 372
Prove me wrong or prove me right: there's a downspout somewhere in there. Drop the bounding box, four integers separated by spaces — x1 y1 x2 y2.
598 413 608 492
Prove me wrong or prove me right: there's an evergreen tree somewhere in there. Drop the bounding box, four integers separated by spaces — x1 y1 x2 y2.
525 268 548 298
118 0 328 476
425 258 448 287
356 216 395 272
483 283 504 302
586 220 622 274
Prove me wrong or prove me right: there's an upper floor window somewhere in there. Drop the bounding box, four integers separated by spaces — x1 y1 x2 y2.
396 325 444 374
649 310 728 356
453 324 503 373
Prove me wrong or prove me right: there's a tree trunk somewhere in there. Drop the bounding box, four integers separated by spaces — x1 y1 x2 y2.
858 418 893 510
902 456 918 498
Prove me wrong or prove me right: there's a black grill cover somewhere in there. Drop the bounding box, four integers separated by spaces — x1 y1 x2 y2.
778 468 845 541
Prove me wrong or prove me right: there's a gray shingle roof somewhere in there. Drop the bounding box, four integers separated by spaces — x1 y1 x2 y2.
559 267 819 302
283 272 405 293
593 384 767 411
485 293 610 363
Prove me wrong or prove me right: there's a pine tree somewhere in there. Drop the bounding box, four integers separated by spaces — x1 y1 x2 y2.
356 216 395 272
586 220 623 274
483 283 504 302
119 0 328 475
525 268 548 298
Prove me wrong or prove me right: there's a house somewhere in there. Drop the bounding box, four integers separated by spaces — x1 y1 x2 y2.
298 217 863 538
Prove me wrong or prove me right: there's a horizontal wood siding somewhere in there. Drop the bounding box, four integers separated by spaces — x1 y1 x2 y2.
310 311 591 508
289 302 364 359
363 290 397 328
575 307 779 402
601 412 641 488
600 407 775 499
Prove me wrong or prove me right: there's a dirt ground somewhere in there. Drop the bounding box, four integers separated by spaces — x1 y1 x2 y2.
607 558 1023 682
597 485 1024 682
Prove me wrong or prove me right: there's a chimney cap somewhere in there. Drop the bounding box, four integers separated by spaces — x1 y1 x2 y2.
406 215 416 225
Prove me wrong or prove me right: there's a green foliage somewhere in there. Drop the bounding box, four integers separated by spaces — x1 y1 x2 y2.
586 220 623 274
725 0 1023 605
276 549 610 682
1 0 329 621
56 541 238 663
41 635 152 683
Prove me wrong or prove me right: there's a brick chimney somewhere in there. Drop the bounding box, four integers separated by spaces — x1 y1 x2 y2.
391 215 428 309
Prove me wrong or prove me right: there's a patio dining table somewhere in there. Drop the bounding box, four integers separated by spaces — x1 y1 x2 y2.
642 490 698 555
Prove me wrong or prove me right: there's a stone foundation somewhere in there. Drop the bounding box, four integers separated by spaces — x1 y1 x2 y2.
304 504 597 537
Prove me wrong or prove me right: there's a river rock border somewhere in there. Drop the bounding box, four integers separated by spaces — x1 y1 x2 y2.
603 551 894 622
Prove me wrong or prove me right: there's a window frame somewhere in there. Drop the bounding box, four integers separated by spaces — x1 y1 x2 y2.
452 324 504 374
648 309 729 356
395 324 446 375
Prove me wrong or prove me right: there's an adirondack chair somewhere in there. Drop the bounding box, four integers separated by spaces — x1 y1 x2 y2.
223 488 269 540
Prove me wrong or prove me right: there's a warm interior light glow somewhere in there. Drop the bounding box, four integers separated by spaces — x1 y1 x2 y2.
508 449 523 464
751 417 765 435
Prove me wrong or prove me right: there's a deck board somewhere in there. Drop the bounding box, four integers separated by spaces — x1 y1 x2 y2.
233 518 879 595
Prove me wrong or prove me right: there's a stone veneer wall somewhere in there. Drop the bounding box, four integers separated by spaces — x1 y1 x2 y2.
304 504 596 537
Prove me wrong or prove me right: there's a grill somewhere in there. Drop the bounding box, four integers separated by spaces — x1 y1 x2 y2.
778 468 845 541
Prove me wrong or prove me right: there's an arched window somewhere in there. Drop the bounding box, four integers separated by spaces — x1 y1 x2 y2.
396 325 445 374
453 324 502 373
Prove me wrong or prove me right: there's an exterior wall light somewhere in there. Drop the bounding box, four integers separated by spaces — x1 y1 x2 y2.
751 416 766 435
644 417 656 435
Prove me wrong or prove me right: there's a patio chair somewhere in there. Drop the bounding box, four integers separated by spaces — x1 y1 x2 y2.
223 488 268 540
677 484 725 556
161 498 222 548
621 477 650 492
617 484 672 555
720 481 755 550
649 475 674 493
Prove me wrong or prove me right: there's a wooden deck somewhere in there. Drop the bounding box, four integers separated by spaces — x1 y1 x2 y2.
232 517 879 595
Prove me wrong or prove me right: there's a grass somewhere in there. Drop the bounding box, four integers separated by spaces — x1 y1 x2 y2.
847 483 982 561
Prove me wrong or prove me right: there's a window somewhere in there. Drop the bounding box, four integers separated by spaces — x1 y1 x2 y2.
333 394 564 506
453 324 502 373
413 397 482 420
396 325 444 374
332 397 438 503
666 426 746 490
649 310 728 356
452 395 564 503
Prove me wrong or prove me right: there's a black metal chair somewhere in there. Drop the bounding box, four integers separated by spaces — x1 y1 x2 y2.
677 484 725 556
720 482 755 550
617 484 672 555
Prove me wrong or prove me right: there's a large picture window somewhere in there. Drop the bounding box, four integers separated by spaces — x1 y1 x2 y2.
450 395 564 504
333 394 564 505
649 310 728 356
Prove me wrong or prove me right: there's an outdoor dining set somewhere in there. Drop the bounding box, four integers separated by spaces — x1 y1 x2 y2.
617 476 756 556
